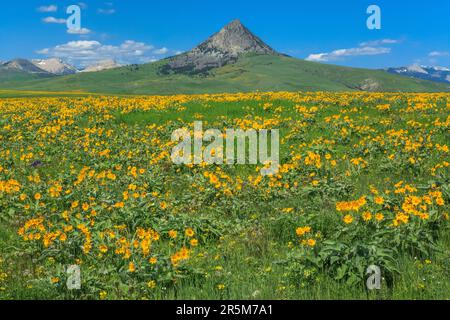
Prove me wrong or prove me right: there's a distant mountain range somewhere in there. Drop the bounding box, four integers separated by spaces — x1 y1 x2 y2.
0 20 449 93
386 65 450 84
3 59 52 75
31 58 78 75
0 58 122 79
82 59 123 73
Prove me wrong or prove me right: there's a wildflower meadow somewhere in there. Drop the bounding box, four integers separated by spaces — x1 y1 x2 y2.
0 92 448 299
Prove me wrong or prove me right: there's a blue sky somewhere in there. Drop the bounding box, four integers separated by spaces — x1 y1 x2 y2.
0 0 449 68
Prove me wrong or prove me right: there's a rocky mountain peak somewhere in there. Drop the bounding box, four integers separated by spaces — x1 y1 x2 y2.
225 19 243 29
162 19 278 75
82 59 122 73
196 19 276 57
32 58 78 75
387 64 450 84
4 59 50 75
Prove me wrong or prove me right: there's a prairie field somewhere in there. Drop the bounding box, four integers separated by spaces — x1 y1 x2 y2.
0 92 449 300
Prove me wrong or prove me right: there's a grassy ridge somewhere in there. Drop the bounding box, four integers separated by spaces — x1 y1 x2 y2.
0 69 45 83
1 55 448 95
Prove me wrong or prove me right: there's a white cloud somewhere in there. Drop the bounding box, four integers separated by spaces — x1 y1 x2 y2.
42 17 66 24
37 48 50 54
305 53 328 62
43 14 92 34
67 28 92 35
98 8 116 14
306 46 391 62
98 2 116 15
428 51 449 57
78 2 88 9
359 39 399 46
305 37 398 62
153 47 169 55
37 5 57 12
37 40 171 67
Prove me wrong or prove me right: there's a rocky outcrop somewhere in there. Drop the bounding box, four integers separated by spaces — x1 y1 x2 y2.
82 59 122 72
387 65 450 84
161 19 278 75
3 59 50 75
32 58 77 75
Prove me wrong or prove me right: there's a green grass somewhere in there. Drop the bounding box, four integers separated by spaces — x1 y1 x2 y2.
0 69 42 83
1 55 449 96
0 94 449 300
0 90 98 98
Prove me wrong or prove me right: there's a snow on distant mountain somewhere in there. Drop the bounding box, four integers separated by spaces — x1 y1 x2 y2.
432 66 450 72
406 65 428 74
387 64 450 83
32 58 78 75
3 59 50 75
82 59 122 72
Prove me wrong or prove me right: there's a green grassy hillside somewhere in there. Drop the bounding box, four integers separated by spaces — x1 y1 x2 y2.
1 54 449 94
0 68 45 83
